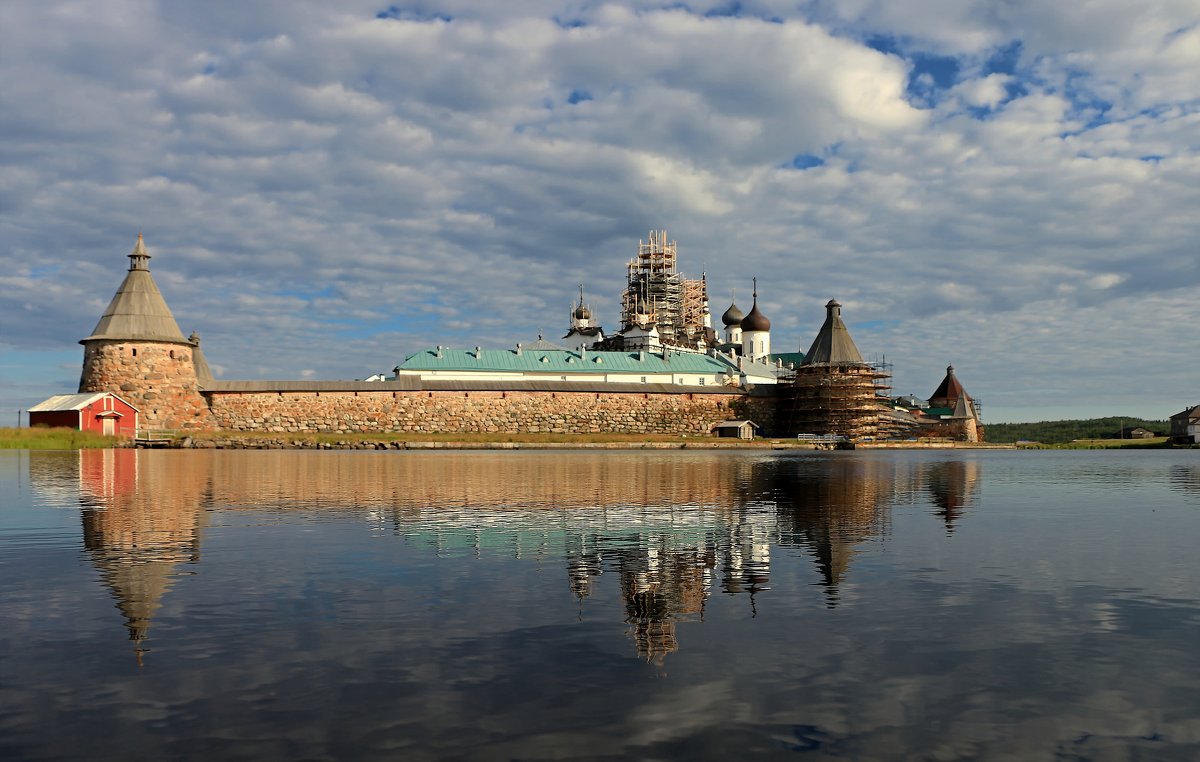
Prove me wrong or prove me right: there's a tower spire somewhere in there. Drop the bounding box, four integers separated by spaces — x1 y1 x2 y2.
129 232 151 271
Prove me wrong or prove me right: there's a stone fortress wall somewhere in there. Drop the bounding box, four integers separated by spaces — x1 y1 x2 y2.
202 386 774 436
78 235 980 440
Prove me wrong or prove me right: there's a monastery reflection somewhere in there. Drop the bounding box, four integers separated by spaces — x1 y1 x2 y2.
769 457 897 606
29 450 979 666
922 459 982 533
67 450 209 665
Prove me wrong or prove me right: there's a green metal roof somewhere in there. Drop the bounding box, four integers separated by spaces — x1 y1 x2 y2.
398 347 731 375
768 352 806 367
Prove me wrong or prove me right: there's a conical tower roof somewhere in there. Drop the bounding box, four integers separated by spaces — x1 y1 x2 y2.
929 365 968 408
801 300 865 366
81 234 190 345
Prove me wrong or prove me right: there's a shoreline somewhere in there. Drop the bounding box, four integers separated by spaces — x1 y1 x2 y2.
161 435 1016 451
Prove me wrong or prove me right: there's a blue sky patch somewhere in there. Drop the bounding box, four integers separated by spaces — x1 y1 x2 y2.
867 35 962 103
276 285 337 301
791 153 824 170
375 6 452 22
909 52 961 92
983 41 1023 76
567 89 593 105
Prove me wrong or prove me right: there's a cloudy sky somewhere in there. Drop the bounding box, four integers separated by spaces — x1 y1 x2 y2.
2 1 1198 423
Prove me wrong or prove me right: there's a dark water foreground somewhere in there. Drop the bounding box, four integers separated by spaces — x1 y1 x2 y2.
1 449 1198 760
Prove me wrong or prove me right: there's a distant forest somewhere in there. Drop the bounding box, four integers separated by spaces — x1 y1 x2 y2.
985 417 1168 444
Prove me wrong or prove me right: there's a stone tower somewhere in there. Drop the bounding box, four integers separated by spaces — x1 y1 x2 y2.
79 234 213 431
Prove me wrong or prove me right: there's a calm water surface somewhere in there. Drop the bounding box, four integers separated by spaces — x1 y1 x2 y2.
1 448 1198 760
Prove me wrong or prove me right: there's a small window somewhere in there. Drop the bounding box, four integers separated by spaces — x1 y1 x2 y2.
641 376 647 383
561 375 567 381
169 350 175 359
131 348 137 357
699 378 706 385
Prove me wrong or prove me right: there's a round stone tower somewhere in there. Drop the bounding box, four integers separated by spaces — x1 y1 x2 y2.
79 234 214 432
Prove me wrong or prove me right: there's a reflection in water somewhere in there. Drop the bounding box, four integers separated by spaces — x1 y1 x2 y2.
771 458 896 606
923 459 982 533
75 450 209 665
14 450 1200 759
1170 463 1200 497
42 450 980 666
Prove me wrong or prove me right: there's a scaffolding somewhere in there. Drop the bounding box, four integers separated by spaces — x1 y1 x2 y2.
777 362 894 440
620 231 710 348
681 276 709 340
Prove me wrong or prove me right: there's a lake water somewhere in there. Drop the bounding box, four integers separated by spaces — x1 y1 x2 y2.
1 448 1199 760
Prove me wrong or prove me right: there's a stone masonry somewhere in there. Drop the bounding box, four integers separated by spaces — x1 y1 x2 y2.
80 340 214 431
205 389 772 436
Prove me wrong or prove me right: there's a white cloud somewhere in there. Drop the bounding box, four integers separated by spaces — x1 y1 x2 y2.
1 1 1198 420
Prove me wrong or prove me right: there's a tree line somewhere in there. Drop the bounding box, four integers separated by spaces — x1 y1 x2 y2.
985 417 1168 444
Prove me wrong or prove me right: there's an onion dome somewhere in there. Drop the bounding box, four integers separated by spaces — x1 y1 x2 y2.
740 280 770 332
721 301 744 326
573 285 592 321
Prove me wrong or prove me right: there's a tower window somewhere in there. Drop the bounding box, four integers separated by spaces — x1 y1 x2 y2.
132 348 137 357
169 350 175 359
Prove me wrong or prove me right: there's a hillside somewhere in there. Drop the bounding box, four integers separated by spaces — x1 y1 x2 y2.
985 417 1168 444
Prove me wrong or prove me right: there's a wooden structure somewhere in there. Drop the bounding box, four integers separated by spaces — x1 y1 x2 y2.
712 420 760 439
777 300 890 439
621 231 711 349
28 392 139 437
1170 405 1200 443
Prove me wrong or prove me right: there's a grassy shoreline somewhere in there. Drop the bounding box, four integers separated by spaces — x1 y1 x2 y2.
0 427 122 450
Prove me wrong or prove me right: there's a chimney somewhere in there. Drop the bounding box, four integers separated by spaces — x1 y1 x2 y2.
435 345 443 359
516 343 523 356
475 346 482 359
638 350 646 361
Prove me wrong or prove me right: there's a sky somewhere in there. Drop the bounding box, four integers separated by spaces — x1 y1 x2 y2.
1 1 1198 424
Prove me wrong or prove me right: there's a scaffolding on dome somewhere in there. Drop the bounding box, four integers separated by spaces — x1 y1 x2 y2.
620 230 711 349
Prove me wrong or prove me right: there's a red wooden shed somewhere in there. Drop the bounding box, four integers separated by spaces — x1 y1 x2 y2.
28 392 139 438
